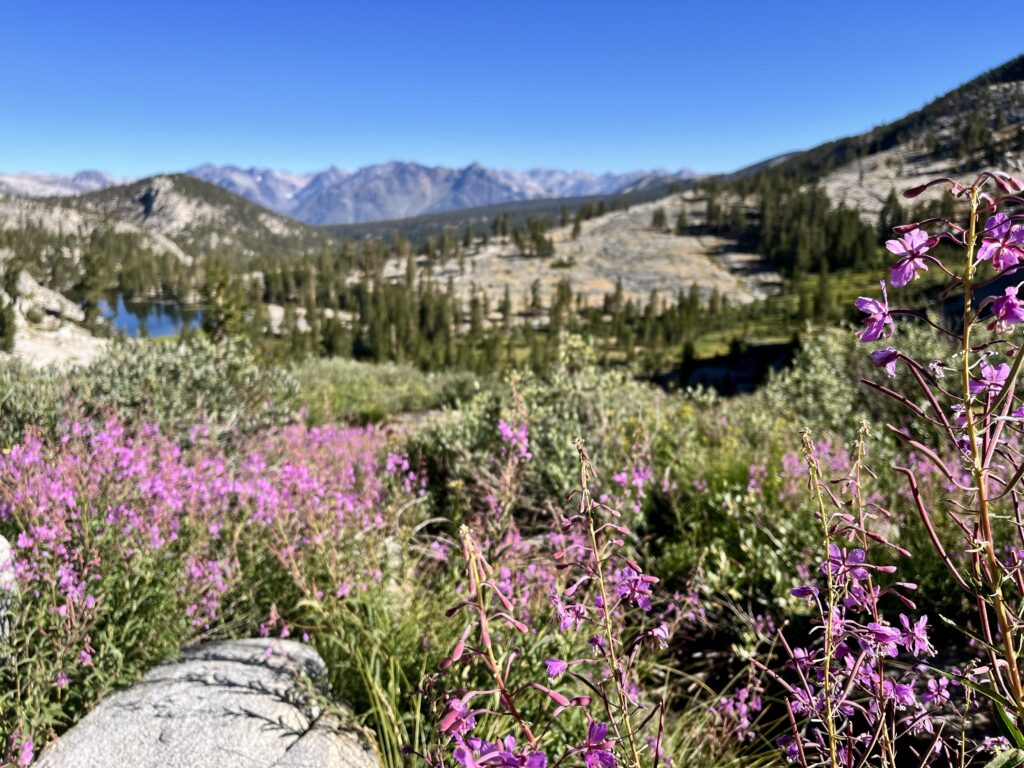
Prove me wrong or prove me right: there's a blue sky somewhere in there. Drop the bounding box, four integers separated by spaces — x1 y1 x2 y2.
1 1 1021 177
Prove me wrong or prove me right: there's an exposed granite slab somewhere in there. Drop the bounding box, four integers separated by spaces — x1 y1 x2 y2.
34 639 378 768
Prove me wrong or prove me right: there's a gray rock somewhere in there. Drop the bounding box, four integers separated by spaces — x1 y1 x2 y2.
34 639 379 768
16 270 86 323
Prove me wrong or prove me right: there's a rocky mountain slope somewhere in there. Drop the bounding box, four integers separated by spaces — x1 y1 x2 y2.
380 191 778 311
69 174 334 262
0 191 191 266
768 55 1024 219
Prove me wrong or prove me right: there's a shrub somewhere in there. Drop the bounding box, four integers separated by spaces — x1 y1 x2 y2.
409 341 666 525
0 336 299 448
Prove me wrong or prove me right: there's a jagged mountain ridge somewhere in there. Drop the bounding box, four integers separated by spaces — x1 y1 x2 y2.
0 162 693 226
188 164 314 214
2 53 1022 306
188 162 692 225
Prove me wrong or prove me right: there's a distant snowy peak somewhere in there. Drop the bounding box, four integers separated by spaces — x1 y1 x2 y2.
495 168 660 198
188 164 315 213
187 162 695 225
0 162 695 225
0 170 119 197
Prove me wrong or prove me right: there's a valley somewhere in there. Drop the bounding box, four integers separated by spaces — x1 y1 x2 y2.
5 6 1024 767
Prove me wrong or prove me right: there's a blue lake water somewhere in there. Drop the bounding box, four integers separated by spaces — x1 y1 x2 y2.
100 295 203 338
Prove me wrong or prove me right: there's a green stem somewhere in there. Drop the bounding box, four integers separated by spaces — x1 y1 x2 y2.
575 442 642 768
804 432 839 768
585 504 643 768
959 187 1024 719
461 527 539 750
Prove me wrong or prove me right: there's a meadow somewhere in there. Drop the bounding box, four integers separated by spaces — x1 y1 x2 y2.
4 171 1024 767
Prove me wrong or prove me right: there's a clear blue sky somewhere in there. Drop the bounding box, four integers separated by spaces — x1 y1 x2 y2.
1 1 1021 177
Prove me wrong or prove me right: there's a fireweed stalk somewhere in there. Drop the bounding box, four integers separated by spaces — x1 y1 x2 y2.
754 428 953 767
852 171 1024 731
746 168 1024 767
0 419 417 765
423 431 678 768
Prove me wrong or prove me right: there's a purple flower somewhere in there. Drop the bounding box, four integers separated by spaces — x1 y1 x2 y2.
439 698 477 736
498 420 532 462
856 282 893 342
866 622 902 657
922 677 951 704
870 347 899 377
616 567 654 612
650 622 671 649
467 736 548 768
951 403 968 427
822 544 869 582
791 584 820 600
883 680 917 708
978 213 1024 271
899 614 934 657
17 739 34 767
969 361 1010 395
886 228 932 287
545 658 568 679
992 286 1024 330
454 739 484 768
553 593 587 631
581 722 616 768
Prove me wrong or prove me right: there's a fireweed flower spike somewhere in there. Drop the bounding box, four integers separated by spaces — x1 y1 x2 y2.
856 281 893 342
813 170 1024 764
428 435 673 768
886 227 933 287
753 427 952 766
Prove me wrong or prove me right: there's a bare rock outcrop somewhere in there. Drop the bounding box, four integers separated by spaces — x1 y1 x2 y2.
34 639 378 768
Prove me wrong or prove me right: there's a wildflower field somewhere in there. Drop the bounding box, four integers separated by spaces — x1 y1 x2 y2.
4 171 1024 767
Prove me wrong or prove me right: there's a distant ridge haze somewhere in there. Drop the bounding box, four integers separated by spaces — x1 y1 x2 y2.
0 162 695 225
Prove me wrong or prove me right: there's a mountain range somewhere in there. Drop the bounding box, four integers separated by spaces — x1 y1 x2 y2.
0 162 693 226
0 53 1020 316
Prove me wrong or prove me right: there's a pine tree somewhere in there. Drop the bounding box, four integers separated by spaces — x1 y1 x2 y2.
651 207 667 230
729 203 746 235
0 296 14 353
675 208 688 235
814 259 833 323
